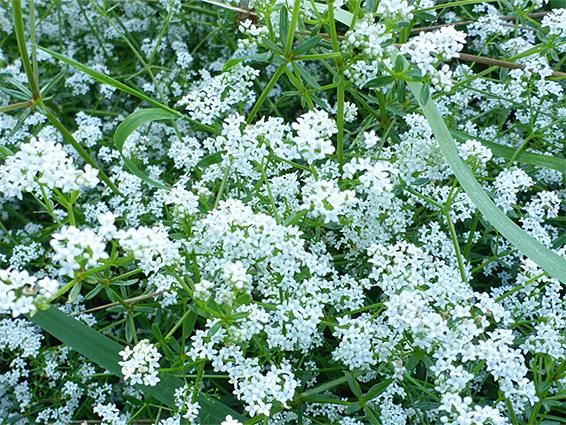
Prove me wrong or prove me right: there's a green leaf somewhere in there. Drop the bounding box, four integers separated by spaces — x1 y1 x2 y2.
223 52 284 72
85 285 103 300
366 75 396 88
292 35 322 55
450 130 566 175
279 7 290 50
345 402 362 414
38 46 182 118
345 372 362 399
262 37 284 54
419 82 430 105
114 108 176 190
394 54 409 74
68 281 82 304
407 81 566 284
151 323 163 341
363 378 393 402
294 62 321 90
283 210 308 227
28 306 244 423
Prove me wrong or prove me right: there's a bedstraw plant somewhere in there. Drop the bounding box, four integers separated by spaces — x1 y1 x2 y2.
0 0 565 424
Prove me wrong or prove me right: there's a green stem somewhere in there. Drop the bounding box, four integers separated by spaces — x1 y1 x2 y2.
0 100 33 113
406 187 467 283
213 165 231 209
327 0 345 172
163 308 192 342
247 63 286 124
12 0 41 100
292 52 343 61
285 0 303 57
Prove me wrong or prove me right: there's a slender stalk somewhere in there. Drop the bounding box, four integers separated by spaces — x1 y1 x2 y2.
285 0 303 57
163 308 192 342
406 187 467 283
327 0 345 173
247 63 286 123
213 165 231 209
292 52 343 61
12 0 41 100
0 100 33 113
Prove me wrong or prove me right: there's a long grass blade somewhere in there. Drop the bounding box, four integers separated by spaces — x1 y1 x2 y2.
29 306 244 423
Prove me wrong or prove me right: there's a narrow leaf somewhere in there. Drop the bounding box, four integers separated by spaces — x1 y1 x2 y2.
114 108 176 190
28 306 244 422
407 81 566 284
450 130 566 174
38 46 182 118
292 35 322 56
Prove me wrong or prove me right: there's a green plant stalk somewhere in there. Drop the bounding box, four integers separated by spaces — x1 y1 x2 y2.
406 187 467 283
163 308 192 342
29 0 39 85
247 63 286 124
288 64 316 109
0 100 33 113
416 0 498 13
285 0 303 57
258 159 281 225
12 0 40 100
292 52 343 61
39 102 121 196
326 0 345 173
213 165 232 209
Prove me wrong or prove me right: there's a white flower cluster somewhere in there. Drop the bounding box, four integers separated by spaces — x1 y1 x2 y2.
117 225 181 275
0 137 99 200
376 0 414 23
400 26 467 91
520 190 561 246
290 109 337 164
0 317 43 358
343 18 393 62
360 241 538 419
50 226 109 277
492 167 534 214
468 5 513 48
0 269 59 317
188 324 299 417
176 64 259 125
458 139 493 170
173 385 200 423
301 179 357 223
160 184 200 219
205 113 271 177
93 403 129 425
118 339 162 386
542 9 566 38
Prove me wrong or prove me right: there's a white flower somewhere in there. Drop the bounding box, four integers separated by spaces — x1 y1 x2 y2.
222 415 243 425
0 137 99 200
118 340 162 387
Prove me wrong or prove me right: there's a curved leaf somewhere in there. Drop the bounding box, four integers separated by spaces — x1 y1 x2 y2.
114 108 177 190
407 81 566 284
450 130 566 175
29 306 244 423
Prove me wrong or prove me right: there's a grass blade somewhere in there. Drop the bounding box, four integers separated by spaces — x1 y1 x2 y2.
450 130 566 175
28 306 244 423
114 108 177 190
407 81 566 284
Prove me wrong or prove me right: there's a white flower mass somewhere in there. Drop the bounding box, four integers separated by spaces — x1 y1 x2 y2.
0 0 565 424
